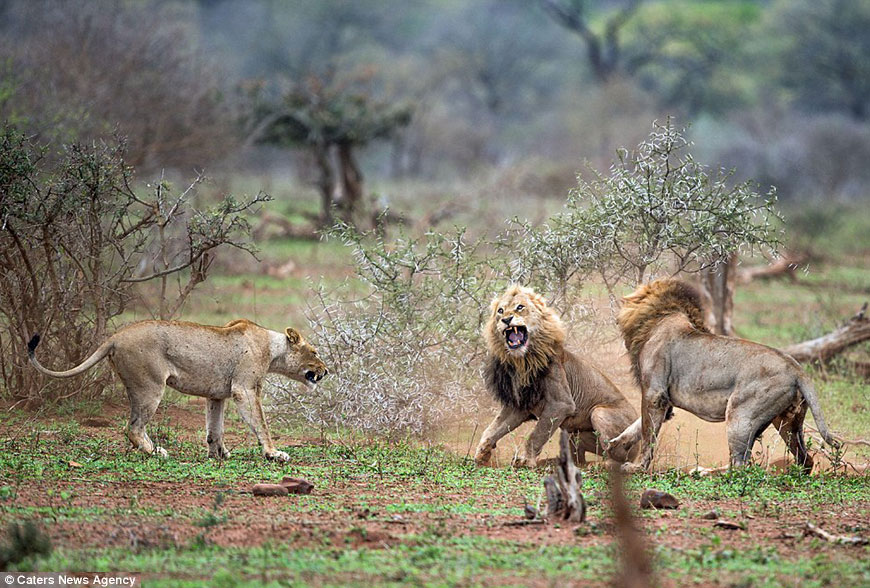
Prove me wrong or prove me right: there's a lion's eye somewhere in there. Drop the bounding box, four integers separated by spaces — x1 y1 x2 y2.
516 304 524 311
497 308 503 315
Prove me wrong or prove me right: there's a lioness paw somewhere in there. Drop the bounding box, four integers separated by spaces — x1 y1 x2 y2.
265 450 290 462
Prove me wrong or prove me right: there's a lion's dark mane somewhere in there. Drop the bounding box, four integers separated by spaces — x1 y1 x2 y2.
484 355 552 411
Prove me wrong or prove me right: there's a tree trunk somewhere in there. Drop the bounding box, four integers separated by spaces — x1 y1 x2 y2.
336 141 364 224
700 253 737 336
783 303 870 363
312 143 335 227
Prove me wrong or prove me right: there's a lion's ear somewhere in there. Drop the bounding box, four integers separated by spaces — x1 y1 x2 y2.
285 328 301 345
622 287 646 303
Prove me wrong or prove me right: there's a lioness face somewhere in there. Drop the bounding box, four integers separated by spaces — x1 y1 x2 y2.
489 286 544 356
282 328 328 388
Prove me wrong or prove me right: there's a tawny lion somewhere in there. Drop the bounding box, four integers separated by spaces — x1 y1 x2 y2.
474 285 639 468
611 279 838 473
28 319 327 461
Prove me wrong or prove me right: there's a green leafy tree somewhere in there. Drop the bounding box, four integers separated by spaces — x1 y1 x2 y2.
625 1 763 115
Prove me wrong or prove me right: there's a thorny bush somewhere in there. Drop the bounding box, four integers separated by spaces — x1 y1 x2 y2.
268 220 497 438
511 119 781 303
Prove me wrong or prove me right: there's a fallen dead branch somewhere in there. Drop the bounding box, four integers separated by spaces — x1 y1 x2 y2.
783 302 870 364
804 522 869 546
737 252 809 285
713 519 746 530
805 426 870 449
502 519 547 527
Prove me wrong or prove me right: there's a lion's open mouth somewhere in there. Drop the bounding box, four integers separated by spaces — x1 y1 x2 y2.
505 325 528 350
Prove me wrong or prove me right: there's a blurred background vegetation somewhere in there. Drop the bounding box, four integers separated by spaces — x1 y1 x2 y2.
2 0 869 205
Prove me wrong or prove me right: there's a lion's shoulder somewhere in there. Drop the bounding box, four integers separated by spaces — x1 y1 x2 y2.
617 279 711 384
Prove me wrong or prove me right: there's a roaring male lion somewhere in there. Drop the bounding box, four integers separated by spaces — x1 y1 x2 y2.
611 279 838 473
474 285 639 468
28 319 328 461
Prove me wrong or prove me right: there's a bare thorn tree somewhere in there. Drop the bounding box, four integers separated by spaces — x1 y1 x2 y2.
0 125 269 404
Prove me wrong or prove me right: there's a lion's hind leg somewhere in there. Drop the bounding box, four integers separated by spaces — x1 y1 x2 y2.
772 401 813 474
590 406 639 464
124 383 167 458
726 385 792 469
206 398 231 459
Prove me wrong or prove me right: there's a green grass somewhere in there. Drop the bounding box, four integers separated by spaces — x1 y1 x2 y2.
7 527 870 588
5 523 869 587
1 417 868 586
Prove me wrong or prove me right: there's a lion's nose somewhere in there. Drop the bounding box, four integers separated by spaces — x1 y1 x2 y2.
501 317 512 326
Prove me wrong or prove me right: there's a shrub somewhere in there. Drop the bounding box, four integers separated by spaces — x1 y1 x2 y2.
513 119 781 301
268 221 495 438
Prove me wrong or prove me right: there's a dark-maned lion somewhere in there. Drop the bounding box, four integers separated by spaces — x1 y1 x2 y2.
28 319 328 461
612 279 838 473
474 285 638 468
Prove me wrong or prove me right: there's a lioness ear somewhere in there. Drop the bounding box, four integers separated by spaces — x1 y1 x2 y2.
285 327 301 345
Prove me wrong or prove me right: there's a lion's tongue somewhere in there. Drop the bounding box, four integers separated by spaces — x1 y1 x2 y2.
508 331 523 345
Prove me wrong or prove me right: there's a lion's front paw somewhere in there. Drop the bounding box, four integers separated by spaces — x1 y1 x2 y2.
474 447 492 467
511 454 536 469
621 462 642 474
265 450 290 462
153 446 169 458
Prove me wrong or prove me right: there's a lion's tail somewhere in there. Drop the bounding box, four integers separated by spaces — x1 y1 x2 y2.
797 375 839 449
27 333 113 378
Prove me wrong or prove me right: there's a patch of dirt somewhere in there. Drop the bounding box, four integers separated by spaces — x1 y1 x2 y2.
8 471 869 561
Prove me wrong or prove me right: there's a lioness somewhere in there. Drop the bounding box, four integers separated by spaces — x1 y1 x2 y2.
27 319 328 461
612 279 838 473
474 285 638 468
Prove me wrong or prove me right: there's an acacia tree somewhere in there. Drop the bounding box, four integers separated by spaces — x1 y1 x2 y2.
513 120 782 332
0 125 268 404
249 73 411 227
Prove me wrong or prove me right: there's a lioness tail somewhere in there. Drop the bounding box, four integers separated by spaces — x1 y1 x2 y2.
27 333 41 357
797 375 840 449
27 335 114 379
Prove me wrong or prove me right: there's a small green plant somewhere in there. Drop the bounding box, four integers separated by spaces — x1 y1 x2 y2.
194 491 229 530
